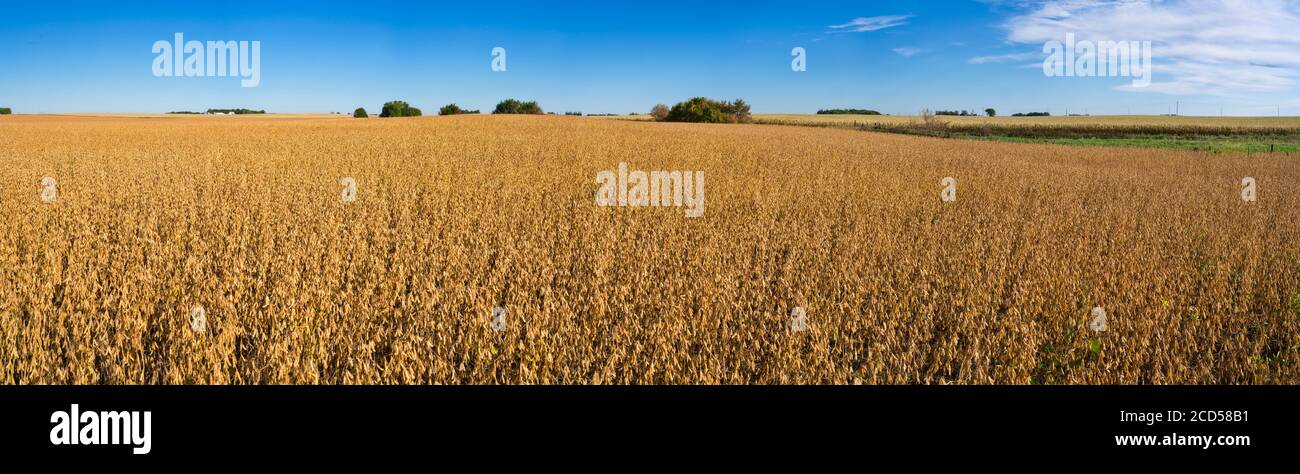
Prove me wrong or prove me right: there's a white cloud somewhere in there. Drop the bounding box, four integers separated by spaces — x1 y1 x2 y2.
893 47 927 57
969 51 1040 64
829 15 913 33
997 0 1300 96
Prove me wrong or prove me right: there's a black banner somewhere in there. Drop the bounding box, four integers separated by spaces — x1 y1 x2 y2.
0 386 1291 463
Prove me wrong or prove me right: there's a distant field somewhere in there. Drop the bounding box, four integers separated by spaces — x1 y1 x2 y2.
756 114 1300 129
0 113 341 121
753 114 1300 153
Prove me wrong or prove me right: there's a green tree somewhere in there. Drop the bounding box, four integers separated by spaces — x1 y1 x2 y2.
664 97 752 124
380 100 421 118
494 99 544 114
985 108 997 117
725 98 752 123
666 98 728 123
353 107 368 118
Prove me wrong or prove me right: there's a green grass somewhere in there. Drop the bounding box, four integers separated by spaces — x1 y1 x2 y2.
973 135 1300 153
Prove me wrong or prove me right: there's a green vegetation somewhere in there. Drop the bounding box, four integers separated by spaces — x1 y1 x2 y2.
380 101 422 118
974 135 1300 153
817 108 881 115
353 107 368 118
438 104 480 115
755 115 1300 153
493 99 543 114
662 97 752 124
1012 112 1052 117
0 107 12 115
170 109 265 115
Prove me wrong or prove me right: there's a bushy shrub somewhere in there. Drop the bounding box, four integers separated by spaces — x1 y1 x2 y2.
380 101 422 118
353 107 368 118
439 104 480 115
650 104 669 121
663 97 752 124
0 107 12 115
493 99 543 115
667 98 726 123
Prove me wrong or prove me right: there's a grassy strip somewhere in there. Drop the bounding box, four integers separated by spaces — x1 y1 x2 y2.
972 135 1300 153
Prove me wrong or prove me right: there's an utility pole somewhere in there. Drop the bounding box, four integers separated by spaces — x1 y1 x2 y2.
1176 101 1180 116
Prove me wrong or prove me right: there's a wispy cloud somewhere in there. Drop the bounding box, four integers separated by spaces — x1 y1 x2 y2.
828 15 913 33
893 47 928 58
996 0 1300 96
968 51 1039 64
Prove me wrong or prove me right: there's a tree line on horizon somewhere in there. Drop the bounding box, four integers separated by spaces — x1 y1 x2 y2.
344 99 1058 121
354 99 548 118
817 108 882 115
167 108 266 115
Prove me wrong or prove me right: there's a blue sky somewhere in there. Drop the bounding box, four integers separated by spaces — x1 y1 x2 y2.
2 0 1298 115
